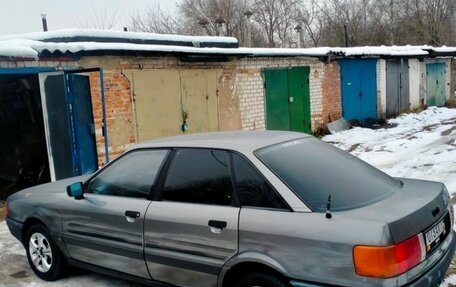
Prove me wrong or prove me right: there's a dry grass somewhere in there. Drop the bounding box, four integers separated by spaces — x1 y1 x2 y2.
401 106 427 115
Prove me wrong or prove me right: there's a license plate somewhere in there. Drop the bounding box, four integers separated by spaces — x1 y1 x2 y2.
425 216 447 253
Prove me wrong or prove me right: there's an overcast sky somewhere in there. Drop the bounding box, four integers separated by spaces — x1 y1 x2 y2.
0 0 180 35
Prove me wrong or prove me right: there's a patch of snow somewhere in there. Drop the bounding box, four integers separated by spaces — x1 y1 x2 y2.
323 107 456 194
442 274 456 287
0 39 39 58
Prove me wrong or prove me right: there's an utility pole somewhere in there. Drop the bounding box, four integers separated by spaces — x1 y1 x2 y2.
41 14 48 32
343 24 349 47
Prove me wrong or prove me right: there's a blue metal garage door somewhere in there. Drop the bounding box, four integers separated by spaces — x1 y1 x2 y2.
339 59 378 123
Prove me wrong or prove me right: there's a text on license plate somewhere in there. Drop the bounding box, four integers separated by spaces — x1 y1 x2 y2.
425 220 446 251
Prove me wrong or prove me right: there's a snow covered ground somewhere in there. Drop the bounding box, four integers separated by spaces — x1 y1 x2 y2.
323 107 456 196
0 106 455 286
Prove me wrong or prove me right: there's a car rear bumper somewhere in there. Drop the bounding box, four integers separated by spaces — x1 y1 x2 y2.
405 230 456 287
290 231 456 287
6 217 23 243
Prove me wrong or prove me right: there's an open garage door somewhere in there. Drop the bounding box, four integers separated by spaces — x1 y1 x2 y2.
39 71 99 181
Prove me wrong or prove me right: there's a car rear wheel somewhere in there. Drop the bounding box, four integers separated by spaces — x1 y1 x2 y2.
25 224 66 281
234 272 288 287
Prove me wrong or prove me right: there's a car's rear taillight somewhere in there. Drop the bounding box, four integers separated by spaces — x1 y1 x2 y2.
353 234 425 278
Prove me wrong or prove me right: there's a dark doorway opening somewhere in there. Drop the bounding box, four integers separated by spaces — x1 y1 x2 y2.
0 74 50 200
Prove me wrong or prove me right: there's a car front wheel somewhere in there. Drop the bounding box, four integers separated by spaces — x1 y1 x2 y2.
234 272 288 287
25 224 66 281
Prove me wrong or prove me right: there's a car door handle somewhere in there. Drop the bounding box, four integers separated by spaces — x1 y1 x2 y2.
208 220 227 229
125 210 140 219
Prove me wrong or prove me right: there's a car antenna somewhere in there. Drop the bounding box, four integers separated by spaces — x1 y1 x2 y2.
325 195 332 219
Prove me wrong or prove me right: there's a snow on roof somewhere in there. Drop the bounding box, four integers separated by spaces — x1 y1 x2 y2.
0 29 238 45
0 29 454 59
428 46 456 53
0 39 39 58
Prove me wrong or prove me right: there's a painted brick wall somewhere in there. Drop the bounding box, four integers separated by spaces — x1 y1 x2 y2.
451 59 456 99
0 59 79 69
377 59 387 118
235 57 335 131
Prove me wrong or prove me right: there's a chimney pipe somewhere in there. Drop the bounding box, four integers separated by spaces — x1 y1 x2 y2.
244 10 253 47
215 17 226 36
41 14 48 32
198 19 209 36
294 25 303 48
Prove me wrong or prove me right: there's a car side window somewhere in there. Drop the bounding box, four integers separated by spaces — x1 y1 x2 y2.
232 153 288 209
86 149 168 198
162 149 234 206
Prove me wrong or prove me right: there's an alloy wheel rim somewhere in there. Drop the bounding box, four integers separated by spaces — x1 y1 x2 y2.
29 232 53 273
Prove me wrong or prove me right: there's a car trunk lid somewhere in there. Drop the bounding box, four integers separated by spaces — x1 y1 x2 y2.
346 178 450 244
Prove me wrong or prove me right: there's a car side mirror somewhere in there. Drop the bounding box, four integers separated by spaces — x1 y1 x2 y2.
67 182 84 200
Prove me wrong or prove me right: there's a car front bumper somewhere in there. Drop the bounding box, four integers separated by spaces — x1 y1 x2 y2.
6 216 23 243
290 231 456 287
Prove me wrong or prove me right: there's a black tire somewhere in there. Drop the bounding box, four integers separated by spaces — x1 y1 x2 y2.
234 272 288 287
25 224 66 281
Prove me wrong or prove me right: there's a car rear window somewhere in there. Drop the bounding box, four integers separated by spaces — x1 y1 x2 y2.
255 138 400 212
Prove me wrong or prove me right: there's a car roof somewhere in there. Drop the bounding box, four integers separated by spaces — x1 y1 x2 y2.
130 131 311 152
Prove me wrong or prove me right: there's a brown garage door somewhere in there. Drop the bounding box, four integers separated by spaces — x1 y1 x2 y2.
125 69 221 142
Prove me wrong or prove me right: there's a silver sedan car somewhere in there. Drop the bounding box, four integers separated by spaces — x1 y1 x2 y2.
5 131 455 287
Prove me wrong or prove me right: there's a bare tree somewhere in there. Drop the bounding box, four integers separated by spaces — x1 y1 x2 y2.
178 0 250 38
297 0 325 46
396 0 456 45
74 1 121 30
252 0 301 47
130 5 181 34
126 0 456 47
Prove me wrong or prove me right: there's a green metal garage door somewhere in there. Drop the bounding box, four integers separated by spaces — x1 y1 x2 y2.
264 67 311 134
426 63 446 107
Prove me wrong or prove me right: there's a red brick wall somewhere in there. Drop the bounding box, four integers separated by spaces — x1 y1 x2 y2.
89 70 136 166
322 61 342 124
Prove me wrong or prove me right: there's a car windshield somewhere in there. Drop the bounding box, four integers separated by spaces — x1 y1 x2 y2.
255 138 400 212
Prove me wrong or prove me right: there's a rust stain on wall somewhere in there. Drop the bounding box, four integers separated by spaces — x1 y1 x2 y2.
218 67 242 131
